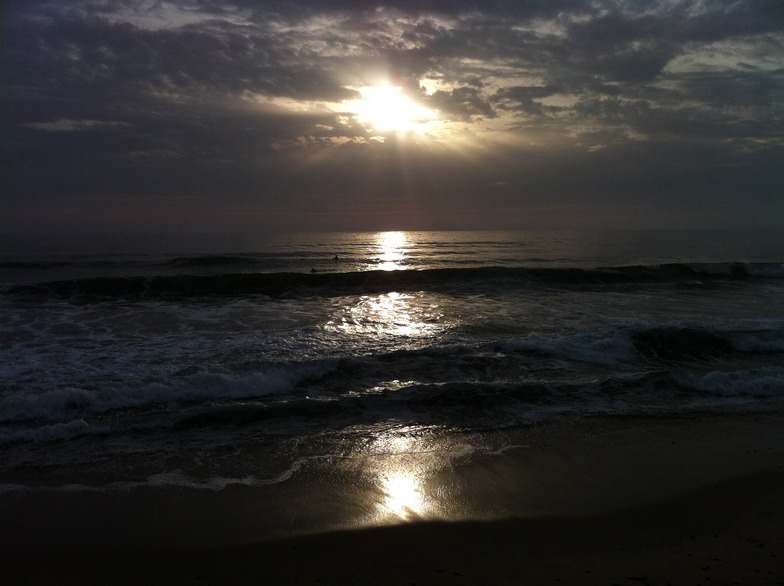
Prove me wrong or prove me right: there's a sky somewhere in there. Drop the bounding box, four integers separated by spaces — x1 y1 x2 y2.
2 0 783 234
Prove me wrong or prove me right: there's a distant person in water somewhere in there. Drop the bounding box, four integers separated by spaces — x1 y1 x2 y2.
333 255 339 261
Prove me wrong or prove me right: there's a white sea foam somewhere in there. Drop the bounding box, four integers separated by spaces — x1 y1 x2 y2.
681 369 784 397
9 419 91 443
0 472 266 494
485 443 531 456
748 263 784 278
0 456 337 494
500 329 637 366
0 361 339 424
730 330 784 352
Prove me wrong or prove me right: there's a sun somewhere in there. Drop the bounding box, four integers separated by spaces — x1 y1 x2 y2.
350 84 437 134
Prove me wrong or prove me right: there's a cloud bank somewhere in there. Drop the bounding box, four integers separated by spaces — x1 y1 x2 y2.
3 0 783 232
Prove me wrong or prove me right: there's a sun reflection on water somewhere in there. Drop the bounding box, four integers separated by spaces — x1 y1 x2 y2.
329 291 443 338
363 430 443 523
380 472 427 519
326 231 449 338
376 231 407 271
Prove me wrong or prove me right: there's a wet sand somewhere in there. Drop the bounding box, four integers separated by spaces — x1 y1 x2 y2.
3 413 784 584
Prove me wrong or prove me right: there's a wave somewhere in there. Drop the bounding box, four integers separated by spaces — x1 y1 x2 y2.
0 252 296 273
6 364 782 446
165 254 263 268
3 325 782 445
0 258 150 270
0 462 319 493
0 360 341 424
6 262 783 302
146 366 784 430
501 326 784 366
1 321 781 429
632 328 733 361
0 260 73 270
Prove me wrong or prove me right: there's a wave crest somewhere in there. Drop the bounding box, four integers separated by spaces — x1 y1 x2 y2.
7 262 782 302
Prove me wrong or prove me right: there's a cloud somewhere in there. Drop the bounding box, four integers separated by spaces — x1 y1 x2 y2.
20 119 130 132
2 0 782 232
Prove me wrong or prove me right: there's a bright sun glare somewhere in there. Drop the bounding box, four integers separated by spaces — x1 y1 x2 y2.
381 472 426 519
352 85 437 134
377 231 407 270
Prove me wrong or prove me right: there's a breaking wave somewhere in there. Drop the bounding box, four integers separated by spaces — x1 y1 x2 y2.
6 262 783 302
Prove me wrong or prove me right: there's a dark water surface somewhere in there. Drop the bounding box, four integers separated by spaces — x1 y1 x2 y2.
1 230 782 503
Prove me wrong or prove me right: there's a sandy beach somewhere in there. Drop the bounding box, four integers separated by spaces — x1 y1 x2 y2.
3 413 784 585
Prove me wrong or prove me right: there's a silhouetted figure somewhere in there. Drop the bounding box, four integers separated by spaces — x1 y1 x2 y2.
333 255 339 261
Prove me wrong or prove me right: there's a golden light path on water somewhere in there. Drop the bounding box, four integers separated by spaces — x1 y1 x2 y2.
372 234 428 520
327 232 459 523
365 431 447 523
328 232 444 338
376 230 407 271
381 473 426 518
334 291 433 337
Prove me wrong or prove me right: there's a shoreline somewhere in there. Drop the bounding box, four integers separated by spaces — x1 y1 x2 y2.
2 412 784 584
8 472 783 585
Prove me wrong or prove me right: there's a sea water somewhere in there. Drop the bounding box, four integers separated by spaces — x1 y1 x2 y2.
1 229 783 494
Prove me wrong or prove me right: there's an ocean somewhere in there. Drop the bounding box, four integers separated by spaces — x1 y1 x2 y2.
1 229 783 503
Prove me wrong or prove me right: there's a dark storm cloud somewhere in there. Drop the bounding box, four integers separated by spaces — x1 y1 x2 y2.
2 0 782 232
